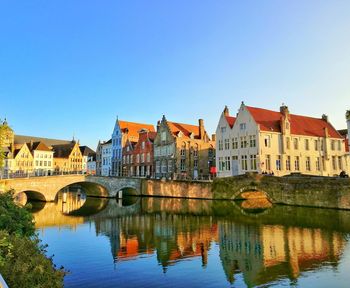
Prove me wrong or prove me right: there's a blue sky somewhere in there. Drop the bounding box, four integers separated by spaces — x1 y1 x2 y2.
1 1 349 149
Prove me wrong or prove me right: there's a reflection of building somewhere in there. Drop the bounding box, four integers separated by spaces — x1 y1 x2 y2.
219 222 345 286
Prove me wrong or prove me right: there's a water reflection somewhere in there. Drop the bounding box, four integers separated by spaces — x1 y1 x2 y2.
31 195 350 287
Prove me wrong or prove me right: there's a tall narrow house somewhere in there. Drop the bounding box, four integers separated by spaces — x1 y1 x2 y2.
153 116 215 180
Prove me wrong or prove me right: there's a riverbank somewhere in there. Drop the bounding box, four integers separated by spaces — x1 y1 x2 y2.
0 192 65 288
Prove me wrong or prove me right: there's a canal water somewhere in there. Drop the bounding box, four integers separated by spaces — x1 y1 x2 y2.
30 187 350 288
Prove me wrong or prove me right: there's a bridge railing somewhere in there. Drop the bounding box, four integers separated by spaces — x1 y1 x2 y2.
0 170 86 180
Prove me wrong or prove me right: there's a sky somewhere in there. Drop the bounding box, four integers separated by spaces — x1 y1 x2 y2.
1 0 349 149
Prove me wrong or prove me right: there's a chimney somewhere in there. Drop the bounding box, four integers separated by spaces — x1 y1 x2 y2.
211 134 216 142
199 119 205 140
30 140 33 150
280 104 289 116
322 114 329 123
223 106 229 117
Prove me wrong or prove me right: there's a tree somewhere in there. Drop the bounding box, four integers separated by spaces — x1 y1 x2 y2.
0 121 4 169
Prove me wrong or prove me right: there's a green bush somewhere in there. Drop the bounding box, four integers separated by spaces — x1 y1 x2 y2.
0 192 65 287
0 192 35 236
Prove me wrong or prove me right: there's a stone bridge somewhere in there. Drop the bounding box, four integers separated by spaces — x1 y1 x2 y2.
0 175 142 202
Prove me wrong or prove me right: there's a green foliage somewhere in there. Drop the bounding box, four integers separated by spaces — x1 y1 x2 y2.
0 192 35 236
0 231 65 288
0 192 65 287
0 122 4 168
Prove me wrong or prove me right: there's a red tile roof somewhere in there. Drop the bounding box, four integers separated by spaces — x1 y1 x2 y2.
225 116 236 129
246 106 342 139
167 122 201 138
119 121 155 139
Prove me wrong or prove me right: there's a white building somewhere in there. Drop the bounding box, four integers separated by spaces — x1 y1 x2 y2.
80 146 96 174
28 141 54 176
101 139 112 176
216 102 348 177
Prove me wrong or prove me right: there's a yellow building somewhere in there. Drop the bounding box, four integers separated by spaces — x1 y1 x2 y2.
216 103 348 177
154 116 216 179
53 141 83 173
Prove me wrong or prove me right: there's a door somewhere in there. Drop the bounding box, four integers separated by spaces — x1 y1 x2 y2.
232 160 239 176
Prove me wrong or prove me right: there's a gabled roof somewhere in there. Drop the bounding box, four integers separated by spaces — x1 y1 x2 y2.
167 122 201 139
119 121 155 139
101 139 112 146
246 106 342 139
225 116 236 129
27 141 52 152
15 135 71 146
52 142 77 158
79 146 96 156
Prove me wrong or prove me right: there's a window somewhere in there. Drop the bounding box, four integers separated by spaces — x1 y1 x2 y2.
156 161 160 173
224 139 230 150
240 123 246 130
316 157 320 171
320 140 324 151
181 143 186 157
264 136 271 148
293 138 299 150
286 156 291 171
338 141 342 151
240 136 248 148
249 135 256 148
338 157 342 170
219 157 224 171
276 156 281 171
136 154 140 163
194 159 198 168
286 137 290 150
332 156 337 170
305 139 309 150
168 160 173 172
250 155 257 170
306 157 311 171
225 156 231 171
141 141 145 150
221 127 226 133
294 156 300 171
314 140 318 151
331 140 335 151
218 140 223 151
161 160 167 173
265 155 271 171
241 155 248 170
161 131 166 141
141 154 145 163
180 159 186 172
232 138 238 149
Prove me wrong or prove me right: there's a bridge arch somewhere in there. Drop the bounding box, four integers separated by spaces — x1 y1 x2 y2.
231 185 275 203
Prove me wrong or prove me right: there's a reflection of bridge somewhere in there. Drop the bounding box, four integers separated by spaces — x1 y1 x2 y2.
0 175 142 201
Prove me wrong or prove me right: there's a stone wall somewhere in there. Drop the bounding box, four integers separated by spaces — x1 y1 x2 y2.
213 173 350 210
142 179 213 199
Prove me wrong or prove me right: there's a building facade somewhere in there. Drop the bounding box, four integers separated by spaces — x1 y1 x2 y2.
52 141 83 173
122 129 157 177
216 103 348 177
111 120 155 176
80 146 96 174
28 141 54 176
153 116 215 180
101 139 112 176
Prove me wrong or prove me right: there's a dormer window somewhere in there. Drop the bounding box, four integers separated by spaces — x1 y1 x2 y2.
240 123 246 130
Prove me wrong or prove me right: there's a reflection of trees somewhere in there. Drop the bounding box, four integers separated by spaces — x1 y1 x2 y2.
219 222 346 287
